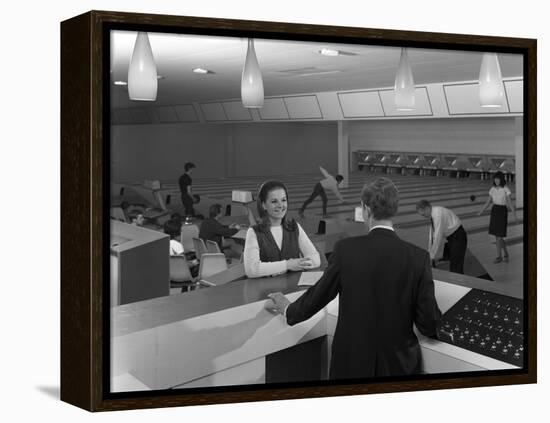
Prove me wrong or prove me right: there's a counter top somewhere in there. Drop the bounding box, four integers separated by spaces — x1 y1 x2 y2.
110 220 168 254
113 266 521 338
112 270 306 337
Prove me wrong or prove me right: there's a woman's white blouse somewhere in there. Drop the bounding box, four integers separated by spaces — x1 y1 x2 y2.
243 223 321 278
489 186 511 206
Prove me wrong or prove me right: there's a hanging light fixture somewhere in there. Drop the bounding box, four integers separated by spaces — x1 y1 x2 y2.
128 32 158 101
479 52 504 107
241 38 264 108
394 48 415 111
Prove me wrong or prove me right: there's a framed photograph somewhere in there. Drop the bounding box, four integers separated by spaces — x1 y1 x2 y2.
60 10 536 411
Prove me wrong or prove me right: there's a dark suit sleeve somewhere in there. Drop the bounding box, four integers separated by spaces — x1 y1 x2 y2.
212 220 239 237
286 242 341 326
414 252 442 337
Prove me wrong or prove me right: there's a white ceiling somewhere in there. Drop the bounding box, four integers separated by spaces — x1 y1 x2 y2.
110 30 523 109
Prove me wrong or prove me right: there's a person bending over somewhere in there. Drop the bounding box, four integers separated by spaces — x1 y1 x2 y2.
266 177 441 380
299 166 345 218
416 199 467 274
244 180 321 278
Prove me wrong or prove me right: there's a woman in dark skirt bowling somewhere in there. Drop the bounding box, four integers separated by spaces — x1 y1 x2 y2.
478 171 517 263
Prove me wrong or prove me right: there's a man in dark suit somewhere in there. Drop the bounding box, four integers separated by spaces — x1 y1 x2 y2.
199 203 241 249
266 177 441 379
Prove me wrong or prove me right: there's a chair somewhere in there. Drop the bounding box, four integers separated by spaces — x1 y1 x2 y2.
197 253 228 287
180 224 199 253
110 207 128 223
206 240 222 254
192 238 208 260
169 256 197 293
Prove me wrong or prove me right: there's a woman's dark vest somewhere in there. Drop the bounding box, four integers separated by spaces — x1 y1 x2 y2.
253 222 300 262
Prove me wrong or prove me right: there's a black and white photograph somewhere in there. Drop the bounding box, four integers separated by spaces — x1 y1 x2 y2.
108 28 528 393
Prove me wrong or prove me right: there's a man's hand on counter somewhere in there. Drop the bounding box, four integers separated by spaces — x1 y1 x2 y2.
265 292 291 316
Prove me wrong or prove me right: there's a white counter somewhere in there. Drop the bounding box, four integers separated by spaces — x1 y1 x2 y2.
111 276 518 392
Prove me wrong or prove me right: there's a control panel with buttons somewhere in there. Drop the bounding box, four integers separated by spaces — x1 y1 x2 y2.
436 289 524 367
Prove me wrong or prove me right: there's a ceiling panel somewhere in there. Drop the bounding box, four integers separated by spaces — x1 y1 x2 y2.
379 87 433 117
337 91 384 118
283 96 322 119
258 98 290 120
444 83 510 115
504 80 524 113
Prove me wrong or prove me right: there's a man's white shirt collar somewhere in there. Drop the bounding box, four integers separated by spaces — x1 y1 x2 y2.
370 224 395 232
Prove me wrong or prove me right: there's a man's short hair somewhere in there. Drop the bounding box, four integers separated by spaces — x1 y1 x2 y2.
163 219 180 239
171 212 182 222
209 203 222 218
184 162 196 172
360 178 399 220
335 175 344 183
415 199 432 211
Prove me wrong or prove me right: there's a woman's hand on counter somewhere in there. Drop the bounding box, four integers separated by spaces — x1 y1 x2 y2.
286 258 313 271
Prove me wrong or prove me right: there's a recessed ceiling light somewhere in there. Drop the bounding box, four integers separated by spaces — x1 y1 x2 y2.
318 48 357 57
319 48 340 57
192 68 215 74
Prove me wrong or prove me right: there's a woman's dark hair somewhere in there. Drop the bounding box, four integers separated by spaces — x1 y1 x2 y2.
184 162 196 172
361 177 399 220
255 180 296 232
209 203 222 218
163 219 181 239
492 171 507 187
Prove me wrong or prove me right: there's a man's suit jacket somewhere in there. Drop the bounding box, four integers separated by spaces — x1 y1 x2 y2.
286 228 441 380
198 218 238 249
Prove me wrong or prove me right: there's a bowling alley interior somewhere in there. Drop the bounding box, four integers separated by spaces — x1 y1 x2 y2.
108 30 527 392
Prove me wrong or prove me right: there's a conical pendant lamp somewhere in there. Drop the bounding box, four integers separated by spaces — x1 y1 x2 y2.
394 48 415 111
479 53 504 108
241 38 264 108
128 32 158 101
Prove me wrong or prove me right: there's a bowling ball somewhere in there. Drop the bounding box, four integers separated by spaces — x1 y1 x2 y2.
192 194 201 204
470 195 476 202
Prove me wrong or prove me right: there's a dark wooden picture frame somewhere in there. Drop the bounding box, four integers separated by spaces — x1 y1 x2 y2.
61 10 536 412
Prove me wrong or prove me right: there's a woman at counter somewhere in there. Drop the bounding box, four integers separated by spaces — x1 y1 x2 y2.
244 180 320 278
